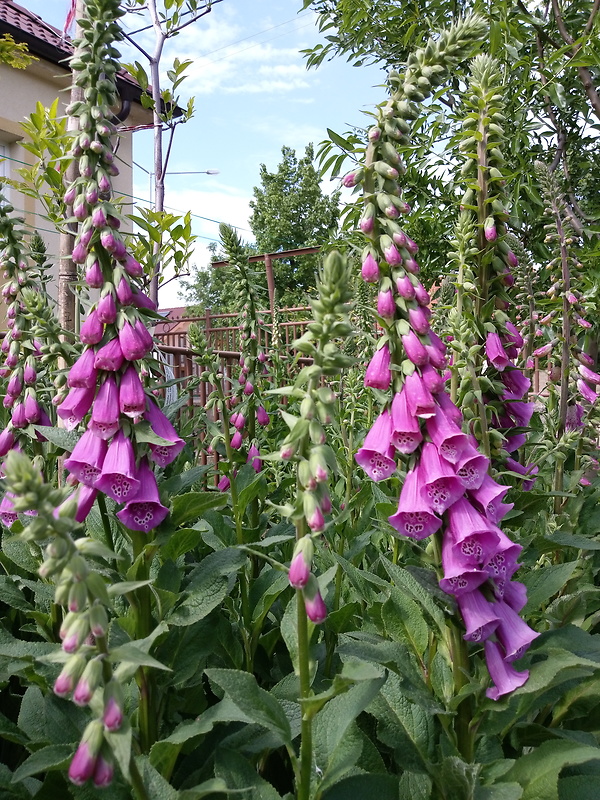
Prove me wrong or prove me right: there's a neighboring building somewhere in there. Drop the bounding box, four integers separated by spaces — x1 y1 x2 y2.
0 0 149 296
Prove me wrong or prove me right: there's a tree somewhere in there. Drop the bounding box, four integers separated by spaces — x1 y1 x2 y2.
249 144 340 307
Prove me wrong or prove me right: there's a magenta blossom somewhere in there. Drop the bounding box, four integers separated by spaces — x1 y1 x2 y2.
455 444 488 491
577 378 598 404
97 292 117 324
116 458 169 531
144 399 186 466
75 485 98 523
484 639 529 700
64 430 108 486
119 365 146 418
119 321 152 361
402 330 429 365
68 348 98 389
457 590 500 643
418 442 464 515
425 407 469 464
403 371 436 419
247 444 261 473
390 390 422 454
355 409 396 481
388 467 442 539
57 386 96 430
257 405 269 426
361 252 379 282
364 343 391 390
95 430 140 503
94 338 124 372
469 473 513 524
377 288 396 319
80 309 104 345
486 332 510 371
89 376 120 440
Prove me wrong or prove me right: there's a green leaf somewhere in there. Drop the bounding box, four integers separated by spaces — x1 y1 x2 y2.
107 580 154 597
214 748 282 800
109 643 170 671
383 593 429 659
474 784 523 800
250 568 289 627
11 744 72 782
500 740 600 800
33 426 79 452
179 779 230 800
160 528 202 562
134 755 177 800
205 668 292 745
381 560 447 637
170 492 226 527
105 721 133 781
161 465 209 495
236 465 267 510
322 773 400 800
0 575 32 611
523 562 578 613
169 548 246 626
327 127 353 151
133 421 177 447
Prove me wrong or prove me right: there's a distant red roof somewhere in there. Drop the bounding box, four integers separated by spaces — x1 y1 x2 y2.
0 0 142 101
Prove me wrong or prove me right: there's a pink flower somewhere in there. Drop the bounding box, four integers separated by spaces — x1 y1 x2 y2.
408 305 430 335
388 468 442 539
64 430 108 486
257 405 269 426
144 399 185 466
116 458 169 531
486 332 510 371
355 410 396 481
289 542 312 589
361 252 380 282
68 722 103 786
247 444 261 473
469 473 513 524
75 485 98 523
57 386 96 430
455 444 488 491
578 378 598 404
95 430 141 503
89 376 120 439
402 330 428 365
396 274 415 299
364 343 391 390
403 371 436 419
457 590 500 642
97 292 117 324
377 288 396 319
119 365 146 418
425 407 469 464
302 575 327 623
390 390 422 454
418 442 464 515
94 338 124 372
484 639 529 700
80 309 104 345
119 320 152 361
68 348 98 389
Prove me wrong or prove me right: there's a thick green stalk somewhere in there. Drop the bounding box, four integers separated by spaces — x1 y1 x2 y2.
296 516 313 800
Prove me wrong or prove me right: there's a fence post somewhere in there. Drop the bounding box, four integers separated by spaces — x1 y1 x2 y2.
265 253 275 316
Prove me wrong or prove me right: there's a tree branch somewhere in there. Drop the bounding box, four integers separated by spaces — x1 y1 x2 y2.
551 0 600 120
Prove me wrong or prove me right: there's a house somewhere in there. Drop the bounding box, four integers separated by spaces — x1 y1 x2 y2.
0 0 150 296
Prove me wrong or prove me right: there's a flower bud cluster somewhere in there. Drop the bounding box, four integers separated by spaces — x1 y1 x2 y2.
0 195 54 490
2 450 124 787
57 0 182 531
351 28 537 699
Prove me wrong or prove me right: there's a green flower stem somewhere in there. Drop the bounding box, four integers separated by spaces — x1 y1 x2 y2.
296 519 313 800
129 757 151 800
467 363 492 460
96 493 115 553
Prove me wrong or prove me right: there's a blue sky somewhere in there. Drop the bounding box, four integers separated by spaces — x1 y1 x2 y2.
17 0 386 305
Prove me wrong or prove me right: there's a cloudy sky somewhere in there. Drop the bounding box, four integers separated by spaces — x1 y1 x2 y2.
17 0 386 306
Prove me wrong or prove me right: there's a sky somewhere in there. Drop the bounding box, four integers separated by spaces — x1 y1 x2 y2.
16 0 386 307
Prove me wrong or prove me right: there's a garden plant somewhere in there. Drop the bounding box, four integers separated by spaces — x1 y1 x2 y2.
0 1 599 799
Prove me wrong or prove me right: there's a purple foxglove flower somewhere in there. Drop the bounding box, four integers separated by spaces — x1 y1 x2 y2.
492 600 539 662
504 433 526 452
577 378 598 404
68 722 104 786
377 288 396 319
100 229 117 253
414 283 430 306
361 252 380 282
359 215 374 234
355 409 396 481
11 402 26 429
525 357 534 370
64 430 107 486
502 580 528 612
403 371 436 419
230 412 244 430
243 381 254 395
304 492 325 531
426 408 469 464
501 369 530 399
134 319 154 352
239 374 246 386
302 575 327 623
364 343 391 390
118 321 150 361
124 253 143 278
457 590 500 643
484 526 522 593
93 753 114 788
257 405 269 426
80 310 104 345
5 353 18 368
408 305 430 335
94 338 124 372
390 390 422 454
53 669 77 698
579 364 600 385
565 403 584 431
91 206 107 228
505 457 538 491
247 444 261 473
436 392 462 425
24 392 40 424
342 170 362 187
455 444 488 491
72 242 88 264
484 218 497 241
484 639 529 700
119 365 146 419
231 431 242 449
95 430 141 503
402 330 428 365
504 399 534 428
0 427 15 457
68 348 98 389
102 681 124 731
486 332 510 371
85 184 98 205
89 375 120 439
144 400 185 466
57 385 96 430
73 202 87 221
23 363 36 385
388 467 442 539
116 458 169 531
64 184 77 205
404 234 418 254
217 475 230 492
383 241 402 266
6 371 22 397
532 342 552 358
396 274 415 299
404 256 419 274
425 343 447 369
418 442 464 515
289 551 311 588
392 229 407 247
85 260 104 289
97 293 117 324
576 351 595 368
507 250 518 268
421 363 444 394
98 173 111 192
577 316 592 329
0 493 17 527
447 498 499 560
439 532 488 597
469 473 512 523
116 276 133 305
504 322 523 349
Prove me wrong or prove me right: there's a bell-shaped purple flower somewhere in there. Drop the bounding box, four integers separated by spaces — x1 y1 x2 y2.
68 348 98 389
302 575 327 623
75 485 98 523
89 375 120 440
388 467 442 539
93 752 114 788
486 332 510 371
403 371 436 419
0 493 18 527
492 600 539 662
118 321 150 361
504 399 534 428
446 498 499 562
361 252 379 282
426 408 469 464
85 260 104 289
57 386 96 430
355 409 396 481
94 338 124 372
97 292 117 325
408 305 430 335
504 321 524 349
455 444 488 491
124 253 143 278
457 590 500 643
383 240 402 266
116 276 133 305
95 430 141 503
577 378 598 404
364 343 391 390
421 363 445 394
6 372 22 398
247 444 261 473
396 274 415 299
80 310 104 345
119 365 146 419
439 531 488 597
565 403 585 431
484 526 522 594
484 639 529 700
68 721 104 786
116 458 169 532
501 369 530 399
144 399 185 467
502 580 528 612
217 475 230 492
469 473 512 524
377 288 396 319
257 405 269 426
64 429 108 486
504 433 526 452
414 282 430 306
402 330 428 365
0 427 15 457
24 392 41 424
505 457 538 491
390 390 422 454
418 442 464 515
11 402 26 429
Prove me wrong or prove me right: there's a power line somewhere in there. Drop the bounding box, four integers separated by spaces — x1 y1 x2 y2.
198 11 312 59
200 19 316 67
